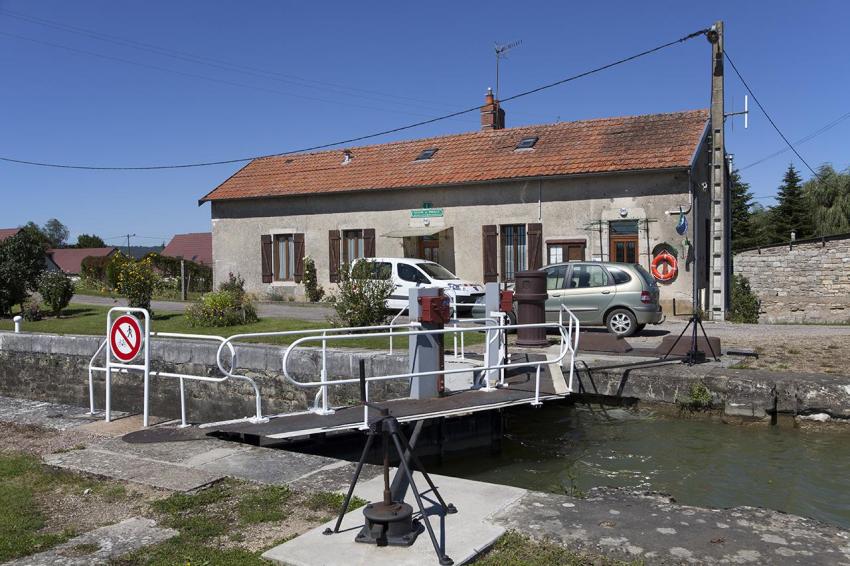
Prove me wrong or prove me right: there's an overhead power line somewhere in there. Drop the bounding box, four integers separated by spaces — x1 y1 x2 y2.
724 50 823 180
740 110 850 171
0 28 709 171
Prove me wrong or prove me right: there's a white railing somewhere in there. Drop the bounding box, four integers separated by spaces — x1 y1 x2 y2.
87 327 256 427
387 307 408 355
275 318 578 429
559 305 581 392
214 321 420 418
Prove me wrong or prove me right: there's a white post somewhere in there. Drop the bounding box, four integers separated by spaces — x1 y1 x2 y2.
533 364 542 406
13 315 22 333
105 311 113 423
142 309 151 428
179 377 188 427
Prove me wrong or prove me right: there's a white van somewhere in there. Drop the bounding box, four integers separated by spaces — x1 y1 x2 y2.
354 257 484 313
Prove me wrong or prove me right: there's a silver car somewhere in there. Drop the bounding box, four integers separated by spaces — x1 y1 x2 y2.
542 262 662 336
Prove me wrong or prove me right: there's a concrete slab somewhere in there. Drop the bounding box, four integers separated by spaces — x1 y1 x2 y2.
0 395 119 430
44 448 224 492
263 472 526 566
4 517 177 565
494 488 850 566
75 414 171 436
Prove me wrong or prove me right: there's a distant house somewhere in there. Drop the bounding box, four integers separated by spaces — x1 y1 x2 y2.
0 228 22 243
47 247 117 276
162 232 212 266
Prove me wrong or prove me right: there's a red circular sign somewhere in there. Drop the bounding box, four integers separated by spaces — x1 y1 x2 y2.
110 314 143 362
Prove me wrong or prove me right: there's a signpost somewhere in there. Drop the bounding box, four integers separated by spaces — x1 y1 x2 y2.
110 314 143 362
105 308 151 425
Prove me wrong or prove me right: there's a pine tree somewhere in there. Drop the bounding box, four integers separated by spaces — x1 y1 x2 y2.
771 164 813 241
730 168 755 251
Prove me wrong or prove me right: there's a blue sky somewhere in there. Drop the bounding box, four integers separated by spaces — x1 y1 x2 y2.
1 1 848 245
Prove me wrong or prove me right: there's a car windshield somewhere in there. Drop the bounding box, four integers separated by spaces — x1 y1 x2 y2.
418 262 457 280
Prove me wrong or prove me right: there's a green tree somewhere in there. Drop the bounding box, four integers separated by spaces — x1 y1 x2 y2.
747 203 775 248
771 164 813 241
76 234 106 248
730 168 756 251
42 218 70 248
38 271 74 316
0 229 48 315
805 164 850 236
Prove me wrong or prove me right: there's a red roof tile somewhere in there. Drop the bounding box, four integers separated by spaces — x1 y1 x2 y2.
201 109 708 202
48 247 117 275
0 228 21 242
162 233 212 266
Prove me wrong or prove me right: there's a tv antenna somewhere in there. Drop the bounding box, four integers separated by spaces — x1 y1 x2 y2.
725 94 749 132
494 39 522 99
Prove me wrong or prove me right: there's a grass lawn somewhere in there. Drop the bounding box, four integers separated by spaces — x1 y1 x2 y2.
73 283 204 303
0 303 485 351
473 531 644 565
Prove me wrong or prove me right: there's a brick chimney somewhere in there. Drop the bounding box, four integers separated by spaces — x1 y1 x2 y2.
480 88 505 130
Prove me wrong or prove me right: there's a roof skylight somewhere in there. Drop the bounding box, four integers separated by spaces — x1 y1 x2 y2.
515 136 539 150
415 148 438 161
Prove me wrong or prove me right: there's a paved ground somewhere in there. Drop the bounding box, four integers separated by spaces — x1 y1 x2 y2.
72 294 336 321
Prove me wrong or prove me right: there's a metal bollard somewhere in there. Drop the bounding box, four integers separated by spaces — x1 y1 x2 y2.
13 315 22 333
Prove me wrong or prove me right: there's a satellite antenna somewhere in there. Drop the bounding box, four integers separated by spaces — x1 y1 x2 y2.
494 39 522 99
725 94 749 131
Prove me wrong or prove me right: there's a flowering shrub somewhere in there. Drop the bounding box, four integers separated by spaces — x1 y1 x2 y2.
303 257 324 302
38 271 74 316
327 261 393 327
184 273 258 327
116 257 160 313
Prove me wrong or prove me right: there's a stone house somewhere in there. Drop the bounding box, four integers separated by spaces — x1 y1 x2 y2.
201 94 714 311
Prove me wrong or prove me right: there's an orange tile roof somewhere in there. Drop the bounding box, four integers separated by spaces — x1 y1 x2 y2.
162 232 212 266
201 109 708 202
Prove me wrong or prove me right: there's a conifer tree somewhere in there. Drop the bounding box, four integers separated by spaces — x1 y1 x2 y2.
771 164 813 241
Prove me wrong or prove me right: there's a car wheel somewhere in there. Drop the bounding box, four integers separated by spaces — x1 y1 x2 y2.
607 309 637 337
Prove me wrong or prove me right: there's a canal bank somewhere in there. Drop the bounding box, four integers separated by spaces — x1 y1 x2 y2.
3 394 850 565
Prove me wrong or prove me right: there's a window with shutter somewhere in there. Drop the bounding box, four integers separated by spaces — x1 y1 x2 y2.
293 233 305 283
527 223 543 270
482 225 498 282
260 235 273 283
328 230 341 283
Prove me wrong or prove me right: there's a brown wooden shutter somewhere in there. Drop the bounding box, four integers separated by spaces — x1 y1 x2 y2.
293 233 305 283
527 223 543 270
328 230 340 283
482 225 498 283
260 235 273 283
363 228 376 257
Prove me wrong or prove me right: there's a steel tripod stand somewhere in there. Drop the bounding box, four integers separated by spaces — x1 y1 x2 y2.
323 362 457 565
661 310 718 365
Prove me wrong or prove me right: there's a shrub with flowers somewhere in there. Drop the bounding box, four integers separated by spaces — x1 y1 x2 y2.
115 257 160 313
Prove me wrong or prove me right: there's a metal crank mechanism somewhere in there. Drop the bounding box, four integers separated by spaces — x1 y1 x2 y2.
323 360 457 566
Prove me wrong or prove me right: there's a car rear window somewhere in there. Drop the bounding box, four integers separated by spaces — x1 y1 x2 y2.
607 266 632 285
633 264 657 288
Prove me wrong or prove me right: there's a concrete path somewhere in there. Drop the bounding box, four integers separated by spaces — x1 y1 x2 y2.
264 473 527 566
72 293 335 321
495 488 850 565
4 517 176 566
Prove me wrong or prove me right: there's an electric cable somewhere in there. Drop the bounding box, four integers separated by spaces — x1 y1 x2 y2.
724 50 823 180
0 28 709 171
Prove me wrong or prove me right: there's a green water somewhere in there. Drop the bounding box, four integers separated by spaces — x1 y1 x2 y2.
433 404 850 528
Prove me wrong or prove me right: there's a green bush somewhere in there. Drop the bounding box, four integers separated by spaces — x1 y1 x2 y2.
303 257 324 302
730 274 760 324
115 257 160 313
184 273 258 327
145 252 212 292
20 301 43 322
0 228 47 316
38 271 74 316
327 261 393 327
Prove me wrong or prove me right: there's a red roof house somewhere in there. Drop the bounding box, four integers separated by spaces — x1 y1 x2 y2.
48 247 117 275
0 228 22 242
162 232 212 266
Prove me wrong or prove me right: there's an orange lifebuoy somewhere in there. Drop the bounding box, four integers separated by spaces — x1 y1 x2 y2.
651 251 678 282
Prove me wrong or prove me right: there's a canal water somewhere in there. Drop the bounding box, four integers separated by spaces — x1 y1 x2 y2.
432 403 850 529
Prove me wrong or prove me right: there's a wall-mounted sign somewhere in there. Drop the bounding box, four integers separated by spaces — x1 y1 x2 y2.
411 208 444 218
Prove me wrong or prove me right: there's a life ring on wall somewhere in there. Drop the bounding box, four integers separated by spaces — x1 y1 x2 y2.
651 251 678 282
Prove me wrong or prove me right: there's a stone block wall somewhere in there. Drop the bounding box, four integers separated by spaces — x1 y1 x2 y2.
733 235 850 324
0 332 408 424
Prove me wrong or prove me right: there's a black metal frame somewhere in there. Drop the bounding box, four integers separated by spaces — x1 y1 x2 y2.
323 360 457 566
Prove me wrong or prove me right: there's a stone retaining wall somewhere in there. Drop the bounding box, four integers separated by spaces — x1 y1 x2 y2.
733 235 850 323
0 331 408 424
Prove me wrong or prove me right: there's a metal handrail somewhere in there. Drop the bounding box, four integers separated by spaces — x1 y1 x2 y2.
559 305 581 392
278 319 577 428
215 321 421 416
387 307 407 355
88 331 252 427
